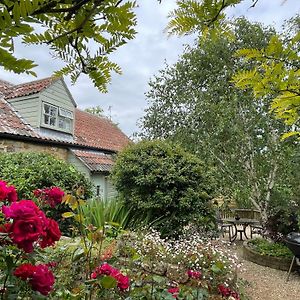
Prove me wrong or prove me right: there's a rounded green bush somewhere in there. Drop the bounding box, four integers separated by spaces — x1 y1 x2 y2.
0 152 92 198
0 152 93 235
111 140 216 237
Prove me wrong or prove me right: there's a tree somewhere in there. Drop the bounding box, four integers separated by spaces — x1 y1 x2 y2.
84 105 104 116
140 18 299 221
111 140 216 237
0 0 137 92
168 1 300 133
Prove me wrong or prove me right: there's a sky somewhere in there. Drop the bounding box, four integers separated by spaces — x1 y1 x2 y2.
0 0 299 137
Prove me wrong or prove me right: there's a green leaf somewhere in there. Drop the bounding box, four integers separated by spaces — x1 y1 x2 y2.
62 211 75 218
100 275 117 289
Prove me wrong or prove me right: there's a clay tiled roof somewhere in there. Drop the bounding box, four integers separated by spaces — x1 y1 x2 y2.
0 77 131 153
71 150 114 172
1 77 55 99
0 99 40 138
74 110 131 152
0 80 14 96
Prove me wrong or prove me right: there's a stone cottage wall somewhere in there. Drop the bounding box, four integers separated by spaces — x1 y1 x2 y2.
0 138 68 161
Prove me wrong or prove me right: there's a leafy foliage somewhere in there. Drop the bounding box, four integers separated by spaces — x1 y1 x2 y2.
248 238 293 259
167 0 240 36
111 140 216 237
168 1 300 133
0 152 93 234
0 152 92 198
0 0 138 92
139 18 299 221
233 17 300 130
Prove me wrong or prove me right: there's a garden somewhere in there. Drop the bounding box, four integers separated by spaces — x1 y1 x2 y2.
0 1 299 299
0 139 299 299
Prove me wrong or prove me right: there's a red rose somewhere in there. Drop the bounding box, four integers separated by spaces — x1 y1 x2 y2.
115 273 130 291
29 264 55 296
187 269 202 279
3 200 47 252
6 186 18 202
168 287 180 298
14 263 37 280
47 187 64 207
34 187 64 208
40 218 61 248
99 263 116 276
10 216 45 252
2 200 40 219
91 263 130 291
0 181 9 201
218 284 232 297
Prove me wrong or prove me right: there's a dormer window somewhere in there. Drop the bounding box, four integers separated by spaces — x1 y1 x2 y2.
42 102 73 133
43 103 58 126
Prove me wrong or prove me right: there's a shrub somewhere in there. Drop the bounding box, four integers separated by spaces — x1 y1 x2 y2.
265 199 300 242
111 140 216 237
0 152 93 234
0 152 92 198
248 238 293 259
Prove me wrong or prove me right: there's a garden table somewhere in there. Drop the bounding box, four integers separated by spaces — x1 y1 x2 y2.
222 218 260 242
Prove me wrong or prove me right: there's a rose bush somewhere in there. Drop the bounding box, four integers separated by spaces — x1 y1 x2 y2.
0 179 247 299
0 180 60 298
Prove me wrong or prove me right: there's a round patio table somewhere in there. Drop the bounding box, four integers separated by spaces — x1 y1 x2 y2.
223 218 260 242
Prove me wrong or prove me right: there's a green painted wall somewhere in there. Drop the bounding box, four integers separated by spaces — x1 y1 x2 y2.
7 96 39 127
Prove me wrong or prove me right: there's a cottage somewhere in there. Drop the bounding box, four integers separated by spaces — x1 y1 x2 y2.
0 76 131 199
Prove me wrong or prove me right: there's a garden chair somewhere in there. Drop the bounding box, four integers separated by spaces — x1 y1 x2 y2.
249 223 264 239
216 210 234 241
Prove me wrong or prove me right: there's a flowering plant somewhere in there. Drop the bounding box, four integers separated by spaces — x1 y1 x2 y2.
0 180 61 298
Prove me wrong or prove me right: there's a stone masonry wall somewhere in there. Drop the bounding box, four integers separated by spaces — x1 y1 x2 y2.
0 138 68 161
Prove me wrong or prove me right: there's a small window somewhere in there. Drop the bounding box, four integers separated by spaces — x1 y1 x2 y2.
42 102 73 132
58 116 72 131
59 107 74 119
43 103 57 127
96 185 101 196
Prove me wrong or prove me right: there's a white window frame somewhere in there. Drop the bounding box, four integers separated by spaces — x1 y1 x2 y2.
42 102 73 133
43 103 58 127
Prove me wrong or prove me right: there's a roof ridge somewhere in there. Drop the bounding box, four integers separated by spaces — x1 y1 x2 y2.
11 76 56 88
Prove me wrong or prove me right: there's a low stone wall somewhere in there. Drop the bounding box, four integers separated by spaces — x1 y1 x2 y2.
0 138 68 161
243 240 296 271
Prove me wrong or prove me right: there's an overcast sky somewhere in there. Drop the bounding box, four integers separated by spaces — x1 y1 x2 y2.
0 0 299 137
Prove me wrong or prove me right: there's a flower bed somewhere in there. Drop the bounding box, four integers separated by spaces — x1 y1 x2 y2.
243 239 294 271
0 180 248 299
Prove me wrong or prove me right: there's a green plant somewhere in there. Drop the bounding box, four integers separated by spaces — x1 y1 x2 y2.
111 140 217 237
248 238 293 259
0 152 93 235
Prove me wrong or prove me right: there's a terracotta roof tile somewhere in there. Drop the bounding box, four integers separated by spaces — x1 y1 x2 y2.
71 150 114 172
0 99 40 138
0 77 131 153
0 80 14 96
74 109 131 152
1 77 55 99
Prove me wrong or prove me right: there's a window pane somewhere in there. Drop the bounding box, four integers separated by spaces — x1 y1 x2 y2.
44 115 49 124
50 107 57 116
50 117 56 126
44 104 50 114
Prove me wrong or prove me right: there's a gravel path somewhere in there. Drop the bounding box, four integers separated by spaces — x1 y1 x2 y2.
232 242 300 300
239 259 300 300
